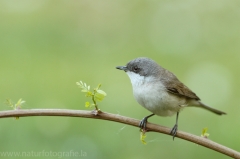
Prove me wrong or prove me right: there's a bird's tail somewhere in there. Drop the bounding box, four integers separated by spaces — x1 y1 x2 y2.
198 101 226 115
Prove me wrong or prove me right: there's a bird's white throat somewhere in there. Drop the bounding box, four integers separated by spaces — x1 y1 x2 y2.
126 71 144 87
126 71 150 87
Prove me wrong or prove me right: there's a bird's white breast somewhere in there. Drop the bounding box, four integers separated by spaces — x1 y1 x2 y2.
126 71 186 116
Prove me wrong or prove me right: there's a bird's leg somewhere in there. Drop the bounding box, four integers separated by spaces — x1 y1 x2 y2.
170 112 179 140
139 114 155 131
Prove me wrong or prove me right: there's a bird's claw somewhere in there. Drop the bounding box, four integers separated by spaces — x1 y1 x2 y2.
139 117 148 131
170 124 178 140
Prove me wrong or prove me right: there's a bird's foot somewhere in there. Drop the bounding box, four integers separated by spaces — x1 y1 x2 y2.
170 124 178 140
139 116 149 131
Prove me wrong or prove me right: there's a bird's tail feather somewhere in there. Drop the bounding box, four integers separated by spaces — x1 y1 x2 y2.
198 101 226 115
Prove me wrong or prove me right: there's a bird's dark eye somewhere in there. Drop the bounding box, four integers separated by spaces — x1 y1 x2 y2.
133 66 139 72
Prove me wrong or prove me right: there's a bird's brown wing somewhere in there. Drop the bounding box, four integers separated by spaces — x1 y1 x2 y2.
161 70 200 100
165 82 200 100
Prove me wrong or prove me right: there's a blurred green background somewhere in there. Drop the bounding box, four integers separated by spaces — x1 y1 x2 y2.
0 0 240 158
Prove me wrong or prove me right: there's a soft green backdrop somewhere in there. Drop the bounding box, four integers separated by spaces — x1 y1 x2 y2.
0 0 239 159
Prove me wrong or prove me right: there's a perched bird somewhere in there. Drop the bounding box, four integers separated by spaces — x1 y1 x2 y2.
116 57 226 139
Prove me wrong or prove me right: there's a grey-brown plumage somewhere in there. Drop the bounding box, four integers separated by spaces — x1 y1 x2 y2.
116 57 226 139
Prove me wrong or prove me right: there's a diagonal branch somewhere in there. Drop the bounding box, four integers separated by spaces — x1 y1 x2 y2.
0 109 239 159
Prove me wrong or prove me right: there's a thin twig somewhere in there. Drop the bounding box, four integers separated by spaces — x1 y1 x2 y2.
0 109 239 159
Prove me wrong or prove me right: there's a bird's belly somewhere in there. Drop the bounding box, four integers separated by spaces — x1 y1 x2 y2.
133 85 185 117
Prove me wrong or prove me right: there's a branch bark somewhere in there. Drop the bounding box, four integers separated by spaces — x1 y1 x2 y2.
0 109 239 159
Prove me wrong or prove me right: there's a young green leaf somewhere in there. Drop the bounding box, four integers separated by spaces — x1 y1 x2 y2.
201 127 210 138
97 90 107 96
76 80 106 112
96 84 101 90
77 81 90 91
81 89 88 92
5 99 14 108
140 131 147 145
5 98 25 120
95 93 105 101
15 98 25 110
86 91 93 97
85 102 90 108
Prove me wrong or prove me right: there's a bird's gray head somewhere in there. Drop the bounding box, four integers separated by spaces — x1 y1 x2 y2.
116 57 161 77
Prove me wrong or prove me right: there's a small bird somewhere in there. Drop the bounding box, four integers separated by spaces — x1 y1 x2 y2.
116 57 226 139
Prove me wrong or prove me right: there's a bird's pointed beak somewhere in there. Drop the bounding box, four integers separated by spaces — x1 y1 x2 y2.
116 66 128 71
